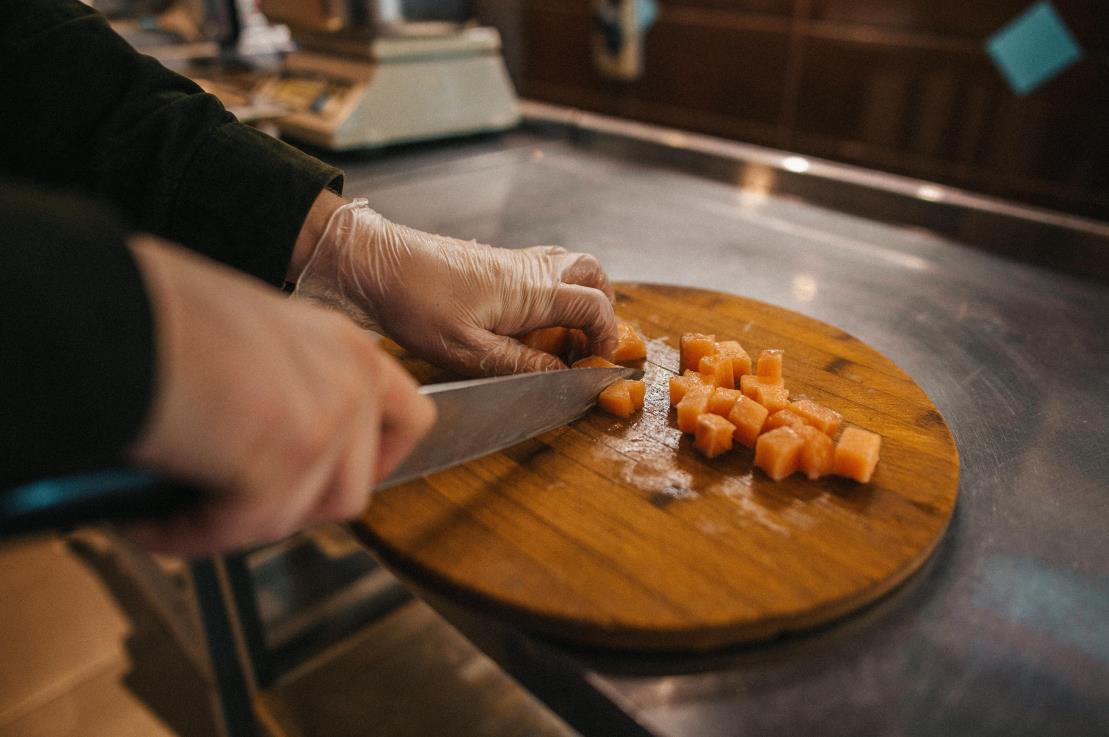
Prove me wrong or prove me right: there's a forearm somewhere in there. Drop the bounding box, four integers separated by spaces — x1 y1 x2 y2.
0 180 156 487
0 0 343 286
289 189 349 283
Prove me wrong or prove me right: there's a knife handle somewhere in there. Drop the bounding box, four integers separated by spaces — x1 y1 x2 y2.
0 469 200 539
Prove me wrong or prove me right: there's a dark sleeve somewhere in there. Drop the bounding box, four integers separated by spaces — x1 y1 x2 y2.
0 0 343 286
0 181 155 487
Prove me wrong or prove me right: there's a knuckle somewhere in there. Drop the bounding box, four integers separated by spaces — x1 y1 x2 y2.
566 253 601 279
576 253 601 270
582 285 609 310
288 420 333 472
249 393 285 436
526 352 562 373
445 335 496 377
344 326 383 367
560 288 605 324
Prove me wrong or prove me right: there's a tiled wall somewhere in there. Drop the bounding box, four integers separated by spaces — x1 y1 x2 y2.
478 1 1108 220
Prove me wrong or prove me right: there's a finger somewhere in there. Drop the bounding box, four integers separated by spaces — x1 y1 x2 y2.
371 352 437 483
556 253 615 302
240 419 354 538
525 245 568 256
303 376 382 524
449 327 567 377
375 417 421 484
123 424 350 555
307 413 378 523
547 283 619 360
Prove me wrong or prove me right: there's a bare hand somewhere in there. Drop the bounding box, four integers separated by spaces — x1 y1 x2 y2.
123 236 435 556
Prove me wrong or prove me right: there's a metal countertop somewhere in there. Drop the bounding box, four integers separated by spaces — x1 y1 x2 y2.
325 108 1109 737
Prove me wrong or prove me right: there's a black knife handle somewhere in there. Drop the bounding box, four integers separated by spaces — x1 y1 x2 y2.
0 469 200 539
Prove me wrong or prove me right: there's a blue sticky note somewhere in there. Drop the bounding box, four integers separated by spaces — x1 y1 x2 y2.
636 0 659 33
986 2 1083 95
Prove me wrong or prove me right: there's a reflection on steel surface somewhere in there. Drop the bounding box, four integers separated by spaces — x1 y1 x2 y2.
520 100 1108 240
328 112 1109 737
781 156 811 174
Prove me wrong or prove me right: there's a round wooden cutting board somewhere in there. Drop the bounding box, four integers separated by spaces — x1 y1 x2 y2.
353 284 960 652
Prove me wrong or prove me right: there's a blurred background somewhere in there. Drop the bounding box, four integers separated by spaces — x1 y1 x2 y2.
97 0 1107 220
479 1 1107 220
3 4 1107 737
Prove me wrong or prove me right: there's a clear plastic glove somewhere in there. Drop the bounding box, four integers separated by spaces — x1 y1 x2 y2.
293 199 618 376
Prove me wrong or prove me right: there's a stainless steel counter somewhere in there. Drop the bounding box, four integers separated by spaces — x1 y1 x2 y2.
326 106 1109 737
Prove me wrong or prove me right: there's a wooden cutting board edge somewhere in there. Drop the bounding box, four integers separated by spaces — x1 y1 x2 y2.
352 489 956 652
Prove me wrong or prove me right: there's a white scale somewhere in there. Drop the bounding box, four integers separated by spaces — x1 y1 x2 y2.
256 25 519 151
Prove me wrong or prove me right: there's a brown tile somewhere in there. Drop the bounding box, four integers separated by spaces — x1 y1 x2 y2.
792 36 1109 216
0 660 178 737
793 36 1008 157
663 0 795 15
808 1 1108 51
521 5 791 131
0 538 130 723
0 535 220 737
638 17 791 125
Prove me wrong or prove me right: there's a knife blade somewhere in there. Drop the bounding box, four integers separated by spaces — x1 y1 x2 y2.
0 366 635 537
377 365 636 490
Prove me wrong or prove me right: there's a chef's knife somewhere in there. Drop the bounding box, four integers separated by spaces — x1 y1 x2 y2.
0 367 635 538
378 365 636 490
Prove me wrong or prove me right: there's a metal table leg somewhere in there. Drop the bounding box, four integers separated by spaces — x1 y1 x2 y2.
190 557 259 737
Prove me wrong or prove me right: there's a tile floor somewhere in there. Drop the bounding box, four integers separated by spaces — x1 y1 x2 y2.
0 536 184 737
0 533 579 737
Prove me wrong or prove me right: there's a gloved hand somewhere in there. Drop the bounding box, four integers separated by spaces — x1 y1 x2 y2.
293 198 618 376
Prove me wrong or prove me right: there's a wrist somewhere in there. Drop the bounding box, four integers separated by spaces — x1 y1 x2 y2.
287 189 349 283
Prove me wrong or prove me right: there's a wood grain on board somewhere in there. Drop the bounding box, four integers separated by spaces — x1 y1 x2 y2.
353 283 960 651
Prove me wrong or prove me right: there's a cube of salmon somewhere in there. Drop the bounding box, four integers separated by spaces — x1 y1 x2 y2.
708 387 742 416
699 353 735 389
625 379 646 408
572 355 620 369
598 381 632 417
669 370 715 406
764 408 806 432
796 425 834 480
754 427 804 480
612 321 647 362
676 388 712 434
833 426 882 483
715 340 752 380
598 379 645 418
756 349 784 381
727 395 769 447
680 333 716 373
740 373 784 399
694 414 736 459
522 326 569 356
565 329 590 364
790 399 843 437
754 384 790 413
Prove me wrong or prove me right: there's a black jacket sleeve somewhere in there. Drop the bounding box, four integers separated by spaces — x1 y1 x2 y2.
1 181 155 486
0 1 346 486
0 0 343 286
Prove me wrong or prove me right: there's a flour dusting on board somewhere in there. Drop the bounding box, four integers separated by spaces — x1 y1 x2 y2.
578 354 797 535
576 332 846 536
